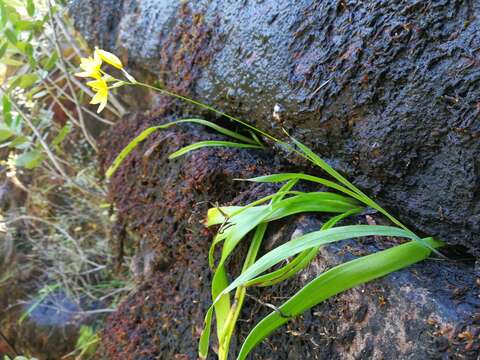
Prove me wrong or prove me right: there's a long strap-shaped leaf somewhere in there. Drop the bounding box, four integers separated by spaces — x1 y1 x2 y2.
105 118 260 178
236 237 442 360
220 225 421 296
243 171 441 255
213 180 299 358
290 137 414 235
208 192 361 270
247 208 363 287
199 225 423 358
168 141 262 159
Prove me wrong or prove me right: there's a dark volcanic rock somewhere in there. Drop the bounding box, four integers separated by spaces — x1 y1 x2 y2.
94 113 478 359
67 0 480 359
68 0 480 256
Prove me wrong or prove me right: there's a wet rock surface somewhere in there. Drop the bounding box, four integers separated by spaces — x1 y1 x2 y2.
0 250 83 359
95 113 478 359
67 1 480 358
69 0 480 256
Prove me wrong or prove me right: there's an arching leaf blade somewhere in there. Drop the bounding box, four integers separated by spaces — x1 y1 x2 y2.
220 225 422 298
168 141 262 159
237 238 442 360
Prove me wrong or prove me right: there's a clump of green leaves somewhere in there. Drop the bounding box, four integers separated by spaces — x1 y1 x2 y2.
105 115 443 360
64 325 100 360
83 47 444 359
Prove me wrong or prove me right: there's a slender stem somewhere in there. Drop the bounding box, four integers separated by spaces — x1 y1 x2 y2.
134 80 411 232
218 223 268 359
5 93 70 179
47 0 97 151
135 82 282 144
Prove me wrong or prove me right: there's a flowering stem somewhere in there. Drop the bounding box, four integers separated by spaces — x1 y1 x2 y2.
134 82 282 145
129 81 415 232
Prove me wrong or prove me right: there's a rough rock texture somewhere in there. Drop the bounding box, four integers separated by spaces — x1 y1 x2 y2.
69 0 480 256
93 113 479 359
67 1 480 358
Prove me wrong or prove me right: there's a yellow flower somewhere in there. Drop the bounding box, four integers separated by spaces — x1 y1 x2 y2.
87 78 109 113
75 51 102 79
95 48 123 69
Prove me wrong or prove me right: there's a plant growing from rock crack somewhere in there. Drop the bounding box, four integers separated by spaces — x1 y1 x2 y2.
77 50 444 360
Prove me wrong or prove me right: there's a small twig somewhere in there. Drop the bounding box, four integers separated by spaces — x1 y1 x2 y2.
46 0 97 151
310 79 331 97
53 12 84 59
5 215 84 256
0 329 17 357
245 293 291 318
45 79 115 125
4 91 70 180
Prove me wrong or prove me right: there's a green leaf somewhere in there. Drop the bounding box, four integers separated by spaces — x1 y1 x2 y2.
8 135 29 148
159 118 259 145
168 141 262 160
42 51 58 71
290 137 412 233
210 192 361 271
247 208 363 287
25 43 35 67
2 94 12 126
217 223 268 358
0 125 14 142
0 41 7 58
52 123 72 147
4 27 17 44
5 5 20 24
26 0 35 16
0 3 6 28
243 173 359 202
12 114 22 133
14 19 37 31
105 119 261 178
198 306 214 359
16 73 39 89
201 192 363 358
220 225 422 299
201 224 424 357
105 126 162 178
0 56 23 66
236 238 442 360
15 150 45 169
14 40 27 52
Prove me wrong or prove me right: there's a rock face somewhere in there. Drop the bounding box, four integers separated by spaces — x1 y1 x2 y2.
93 114 479 359
67 1 480 359
69 0 480 256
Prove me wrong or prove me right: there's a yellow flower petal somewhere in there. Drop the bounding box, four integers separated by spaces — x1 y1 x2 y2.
95 48 123 69
76 54 102 79
97 97 108 113
86 79 106 90
87 77 109 113
89 88 107 105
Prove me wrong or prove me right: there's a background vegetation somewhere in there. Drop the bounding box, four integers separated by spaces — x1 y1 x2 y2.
0 0 131 358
